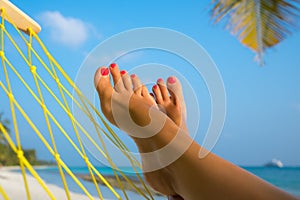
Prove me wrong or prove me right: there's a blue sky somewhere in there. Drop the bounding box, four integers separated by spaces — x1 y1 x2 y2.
1 0 300 166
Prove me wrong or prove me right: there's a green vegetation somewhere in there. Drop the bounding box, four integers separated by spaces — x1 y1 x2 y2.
0 144 38 166
0 112 53 166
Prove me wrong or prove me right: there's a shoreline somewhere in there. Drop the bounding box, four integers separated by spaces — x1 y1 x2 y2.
0 165 54 170
0 166 165 199
78 173 163 196
0 165 162 195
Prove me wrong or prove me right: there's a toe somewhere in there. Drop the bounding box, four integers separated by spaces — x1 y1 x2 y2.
149 92 155 99
121 70 133 91
167 77 186 119
94 67 114 118
131 74 143 94
94 67 112 94
142 85 157 105
157 78 170 101
166 76 183 106
110 63 125 92
152 84 163 104
141 85 150 97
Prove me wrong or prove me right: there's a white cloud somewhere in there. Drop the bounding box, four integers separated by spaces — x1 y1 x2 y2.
39 11 99 48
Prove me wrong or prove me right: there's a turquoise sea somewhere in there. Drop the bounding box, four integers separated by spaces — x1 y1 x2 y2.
244 167 300 197
27 166 300 199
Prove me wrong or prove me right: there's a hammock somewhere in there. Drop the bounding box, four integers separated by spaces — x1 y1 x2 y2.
0 1 155 199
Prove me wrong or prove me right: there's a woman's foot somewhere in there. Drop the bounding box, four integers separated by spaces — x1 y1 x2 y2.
152 77 188 133
94 63 183 195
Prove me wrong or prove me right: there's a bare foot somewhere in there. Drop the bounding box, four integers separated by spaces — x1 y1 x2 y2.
94 63 182 195
152 76 188 133
94 64 155 129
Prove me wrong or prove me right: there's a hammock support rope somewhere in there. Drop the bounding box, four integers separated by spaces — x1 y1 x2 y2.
0 2 155 200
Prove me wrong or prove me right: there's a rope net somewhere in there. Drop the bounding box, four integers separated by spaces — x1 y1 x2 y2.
0 6 155 200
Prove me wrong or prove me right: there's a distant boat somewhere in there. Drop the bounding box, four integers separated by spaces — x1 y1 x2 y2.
264 159 283 168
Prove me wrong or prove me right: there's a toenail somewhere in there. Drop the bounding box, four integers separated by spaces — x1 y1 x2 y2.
153 85 158 89
167 76 176 84
110 63 117 68
150 93 154 97
157 78 163 82
120 70 126 75
101 68 109 76
130 74 136 78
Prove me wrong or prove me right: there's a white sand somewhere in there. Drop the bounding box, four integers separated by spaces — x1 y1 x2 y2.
0 167 99 200
0 167 167 200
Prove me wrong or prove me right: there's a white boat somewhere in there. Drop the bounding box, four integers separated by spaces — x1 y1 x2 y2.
264 159 284 168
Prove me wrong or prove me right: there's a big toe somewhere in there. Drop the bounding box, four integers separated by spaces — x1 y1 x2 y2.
166 76 186 118
94 67 114 112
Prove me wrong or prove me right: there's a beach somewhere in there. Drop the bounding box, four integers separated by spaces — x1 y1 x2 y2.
0 166 99 200
0 166 167 200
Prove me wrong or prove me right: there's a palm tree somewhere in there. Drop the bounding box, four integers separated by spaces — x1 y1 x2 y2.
0 112 10 144
210 0 300 65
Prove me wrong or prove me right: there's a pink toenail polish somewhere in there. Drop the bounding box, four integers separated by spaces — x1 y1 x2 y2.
110 63 117 68
167 76 176 84
130 74 136 79
153 85 158 89
157 78 163 82
101 68 109 76
120 70 126 75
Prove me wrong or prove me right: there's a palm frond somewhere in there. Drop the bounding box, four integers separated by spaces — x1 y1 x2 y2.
210 0 300 65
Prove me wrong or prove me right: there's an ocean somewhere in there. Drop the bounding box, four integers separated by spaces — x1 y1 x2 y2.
27 166 300 199
244 167 300 197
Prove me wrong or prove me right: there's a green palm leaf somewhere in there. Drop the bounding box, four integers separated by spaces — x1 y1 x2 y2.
210 0 300 64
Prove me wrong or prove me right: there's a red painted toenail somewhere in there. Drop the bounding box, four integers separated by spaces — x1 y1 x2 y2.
167 76 176 84
101 68 109 76
130 74 136 78
110 63 117 68
157 78 163 82
150 93 154 97
120 70 126 75
153 85 158 89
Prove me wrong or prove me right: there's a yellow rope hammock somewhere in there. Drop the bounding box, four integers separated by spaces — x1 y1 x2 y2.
0 2 155 200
